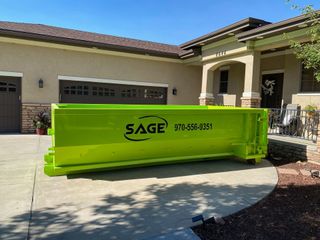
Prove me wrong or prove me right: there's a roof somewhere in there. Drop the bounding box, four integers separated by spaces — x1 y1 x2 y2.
180 18 271 49
0 13 313 60
236 13 316 41
0 21 188 58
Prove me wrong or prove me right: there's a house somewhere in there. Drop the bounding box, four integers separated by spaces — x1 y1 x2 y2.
0 13 319 133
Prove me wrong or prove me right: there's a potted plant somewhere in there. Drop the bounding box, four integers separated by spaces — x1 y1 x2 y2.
33 111 51 135
304 104 318 118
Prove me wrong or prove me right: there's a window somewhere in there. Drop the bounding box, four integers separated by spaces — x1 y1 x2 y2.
70 86 76 95
104 88 115 97
0 82 7 92
219 70 229 94
144 89 165 99
121 88 137 98
0 82 16 92
8 83 16 92
301 67 320 92
64 85 89 95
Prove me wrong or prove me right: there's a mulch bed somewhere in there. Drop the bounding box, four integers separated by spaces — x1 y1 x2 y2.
192 159 320 240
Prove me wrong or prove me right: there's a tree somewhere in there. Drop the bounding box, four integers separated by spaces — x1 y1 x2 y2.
289 3 320 81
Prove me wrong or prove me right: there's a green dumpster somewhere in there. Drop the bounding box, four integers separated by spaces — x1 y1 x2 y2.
44 104 268 176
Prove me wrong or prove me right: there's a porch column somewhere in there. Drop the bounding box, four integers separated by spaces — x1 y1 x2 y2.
241 51 261 108
199 66 214 105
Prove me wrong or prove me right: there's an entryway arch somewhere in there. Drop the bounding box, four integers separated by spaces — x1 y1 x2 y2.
199 52 262 107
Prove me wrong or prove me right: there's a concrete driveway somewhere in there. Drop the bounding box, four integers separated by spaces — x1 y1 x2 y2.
0 135 278 240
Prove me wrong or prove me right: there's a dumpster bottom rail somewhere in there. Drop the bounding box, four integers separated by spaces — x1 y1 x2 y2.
44 151 264 176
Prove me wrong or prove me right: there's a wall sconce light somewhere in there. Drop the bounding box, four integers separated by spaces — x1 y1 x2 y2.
38 79 44 88
172 87 177 96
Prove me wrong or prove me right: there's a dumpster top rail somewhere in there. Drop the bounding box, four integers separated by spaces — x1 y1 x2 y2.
53 103 265 111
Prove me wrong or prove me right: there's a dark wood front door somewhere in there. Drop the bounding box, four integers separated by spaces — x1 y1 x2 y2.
0 76 21 133
261 73 284 108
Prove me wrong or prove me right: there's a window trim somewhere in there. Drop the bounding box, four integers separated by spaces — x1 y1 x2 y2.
0 71 23 77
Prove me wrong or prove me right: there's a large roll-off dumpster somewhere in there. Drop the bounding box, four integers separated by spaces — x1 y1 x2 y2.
44 104 268 176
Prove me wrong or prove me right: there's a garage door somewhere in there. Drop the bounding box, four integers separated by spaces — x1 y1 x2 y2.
0 76 21 133
60 80 167 104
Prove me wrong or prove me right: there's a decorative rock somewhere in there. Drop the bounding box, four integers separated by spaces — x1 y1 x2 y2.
300 169 311 176
214 216 225 225
278 168 299 175
311 170 320 178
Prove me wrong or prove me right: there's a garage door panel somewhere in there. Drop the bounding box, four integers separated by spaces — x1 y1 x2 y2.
60 80 167 104
0 77 21 132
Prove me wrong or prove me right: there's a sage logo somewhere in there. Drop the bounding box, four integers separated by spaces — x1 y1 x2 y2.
124 115 168 141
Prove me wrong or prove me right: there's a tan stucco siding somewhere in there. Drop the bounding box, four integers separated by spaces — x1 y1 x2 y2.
212 62 245 106
285 54 320 108
292 95 320 108
261 54 299 104
261 55 285 71
0 42 201 104
260 53 320 108
283 54 301 104
202 41 247 62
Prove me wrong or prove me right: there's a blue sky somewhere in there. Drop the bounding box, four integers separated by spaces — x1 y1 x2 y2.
0 0 319 45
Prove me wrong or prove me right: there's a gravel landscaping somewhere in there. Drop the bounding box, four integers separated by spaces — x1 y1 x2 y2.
192 159 320 240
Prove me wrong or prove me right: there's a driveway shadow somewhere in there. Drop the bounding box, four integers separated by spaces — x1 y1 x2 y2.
1 181 277 240
67 158 273 181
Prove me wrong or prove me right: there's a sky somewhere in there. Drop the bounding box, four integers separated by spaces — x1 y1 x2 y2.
0 0 320 45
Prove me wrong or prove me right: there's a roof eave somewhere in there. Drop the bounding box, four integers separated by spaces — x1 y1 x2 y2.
0 29 182 59
236 14 315 41
180 18 271 50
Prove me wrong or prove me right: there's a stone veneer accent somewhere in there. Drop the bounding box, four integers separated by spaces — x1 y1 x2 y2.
22 103 51 133
268 136 320 163
199 97 214 106
241 98 261 108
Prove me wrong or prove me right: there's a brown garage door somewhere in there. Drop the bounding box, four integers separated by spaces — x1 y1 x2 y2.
60 80 167 104
0 76 21 133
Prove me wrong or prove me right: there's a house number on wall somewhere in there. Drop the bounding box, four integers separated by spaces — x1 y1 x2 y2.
216 50 227 57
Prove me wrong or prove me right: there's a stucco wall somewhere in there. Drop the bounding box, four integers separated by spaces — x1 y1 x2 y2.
261 53 320 108
286 55 320 109
0 42 202 105
212 62 245 106
283 54 301 104
292 95 320 109
261 55 285 71
202 40 246 59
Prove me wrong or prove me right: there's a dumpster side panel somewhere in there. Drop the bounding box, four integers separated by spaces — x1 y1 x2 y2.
45 105 268 176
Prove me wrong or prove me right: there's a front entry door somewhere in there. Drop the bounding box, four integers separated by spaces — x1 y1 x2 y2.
261 73 284 108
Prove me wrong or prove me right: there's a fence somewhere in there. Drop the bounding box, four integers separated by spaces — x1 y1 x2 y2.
268 108 319 143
